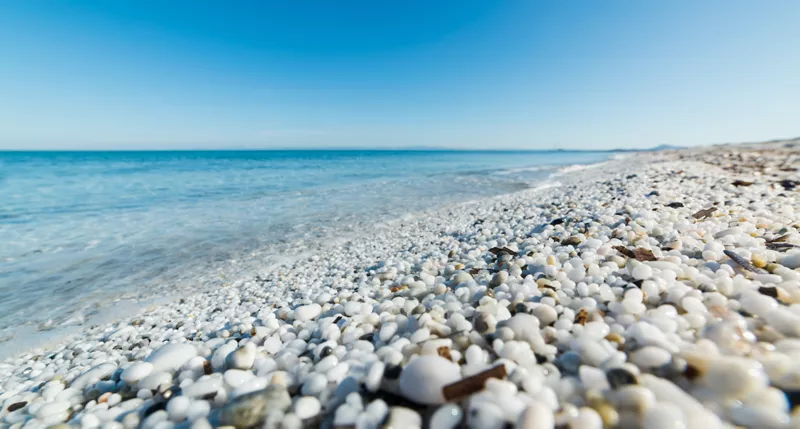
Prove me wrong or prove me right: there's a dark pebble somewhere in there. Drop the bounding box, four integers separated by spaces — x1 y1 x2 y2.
758 287 779 298
143 401 167 417
7 401 26 412
319 346 333 359
784 390 800 409
606 368 638 389
384 364 402 380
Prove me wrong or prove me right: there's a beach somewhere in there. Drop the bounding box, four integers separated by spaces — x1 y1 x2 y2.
2 140 800 429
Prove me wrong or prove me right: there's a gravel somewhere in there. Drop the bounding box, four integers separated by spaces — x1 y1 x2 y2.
2 140 800 429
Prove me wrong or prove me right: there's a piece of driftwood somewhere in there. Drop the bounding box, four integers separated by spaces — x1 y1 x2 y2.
632 248 658 261
692 207 716 219
488 247 518 257
442 365 507 401
613 245 636 258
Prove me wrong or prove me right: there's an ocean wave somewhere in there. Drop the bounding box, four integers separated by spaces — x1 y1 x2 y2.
550 160 610 177
493 165 555 175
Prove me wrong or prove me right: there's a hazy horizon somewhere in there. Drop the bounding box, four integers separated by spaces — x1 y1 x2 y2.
0 144 676 152
2 1 799 150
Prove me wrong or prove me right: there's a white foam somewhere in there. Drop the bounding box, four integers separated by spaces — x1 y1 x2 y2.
551 161 610 176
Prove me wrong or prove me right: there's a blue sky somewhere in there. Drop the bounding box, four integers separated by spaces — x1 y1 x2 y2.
1 1 799 150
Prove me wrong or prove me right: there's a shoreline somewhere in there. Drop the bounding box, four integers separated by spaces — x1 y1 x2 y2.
2 141 800 428
0 156 612 360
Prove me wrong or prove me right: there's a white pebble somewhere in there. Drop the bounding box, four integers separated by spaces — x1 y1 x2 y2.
399 355 461 405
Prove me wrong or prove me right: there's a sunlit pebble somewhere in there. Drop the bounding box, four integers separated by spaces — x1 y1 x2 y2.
1 146 799 428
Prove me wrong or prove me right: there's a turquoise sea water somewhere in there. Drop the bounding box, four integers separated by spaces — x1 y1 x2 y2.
0 150 610 341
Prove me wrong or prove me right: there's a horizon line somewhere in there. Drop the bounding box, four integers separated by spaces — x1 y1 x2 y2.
0 147 644 153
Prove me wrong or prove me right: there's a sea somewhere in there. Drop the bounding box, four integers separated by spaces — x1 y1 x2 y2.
0 149 611 350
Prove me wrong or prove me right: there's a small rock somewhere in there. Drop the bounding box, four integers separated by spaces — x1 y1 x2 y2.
145 343 198 373
292 396 321 420
226 343 256 370
121 362 154 385
385 407 422 429
606 368 638 389
399 355 462 405
221 385 292 428
294 304 322 321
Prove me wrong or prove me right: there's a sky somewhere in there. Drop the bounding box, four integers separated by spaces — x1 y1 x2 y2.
1 1 799 150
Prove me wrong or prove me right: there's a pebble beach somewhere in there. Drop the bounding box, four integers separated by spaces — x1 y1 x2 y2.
3 141 800 429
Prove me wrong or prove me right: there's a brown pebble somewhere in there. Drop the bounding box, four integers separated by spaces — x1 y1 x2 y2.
692 207 716 219
442 365 507 401
574 308 590 325
752 254 768 268
605 332 625 350
203 360 213 375
593 402 620 427
437 346 453 361
488 247 518 256
759 286 779 299
613 245 636 259
632 248 658 262
7 401 26 412
684 364 702 380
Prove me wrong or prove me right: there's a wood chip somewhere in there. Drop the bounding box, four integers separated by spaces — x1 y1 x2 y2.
723 250 767 274
442 364 507 402
632 248 658 261
613 245 636 258
488 247 518 256
692 207 716 219
732 180 754 187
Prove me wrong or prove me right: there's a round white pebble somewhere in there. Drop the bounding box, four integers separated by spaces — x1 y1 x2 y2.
399 355 461 405
293 396 321 420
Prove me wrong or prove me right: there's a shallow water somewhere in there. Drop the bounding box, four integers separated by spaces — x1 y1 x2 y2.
0 150 610 340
